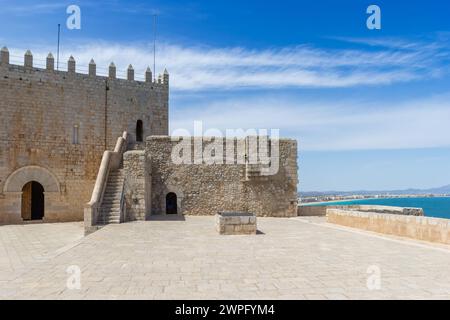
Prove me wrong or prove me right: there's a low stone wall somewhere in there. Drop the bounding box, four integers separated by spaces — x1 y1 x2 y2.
327 209 450 245
298 205 424 217
338 205 424 216
298 206 328 216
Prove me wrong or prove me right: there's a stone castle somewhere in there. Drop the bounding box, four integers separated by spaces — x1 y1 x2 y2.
0 47 298 233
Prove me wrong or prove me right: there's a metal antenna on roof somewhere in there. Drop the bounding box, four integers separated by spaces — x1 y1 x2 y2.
153 14 158 82
57 24 61 71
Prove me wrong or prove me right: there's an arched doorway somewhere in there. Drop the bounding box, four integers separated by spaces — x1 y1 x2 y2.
136 120 143 142
166 193 178 215
21 181 45 221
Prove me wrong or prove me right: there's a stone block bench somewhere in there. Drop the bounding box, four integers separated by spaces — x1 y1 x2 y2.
216 212 257 235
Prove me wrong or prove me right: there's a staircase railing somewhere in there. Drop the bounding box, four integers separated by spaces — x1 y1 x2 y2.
84 132 128 234
119 178 126 223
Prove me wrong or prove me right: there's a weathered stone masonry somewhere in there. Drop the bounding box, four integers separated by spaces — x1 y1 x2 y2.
91 135 299 230
122 136 298 219
0 46 299 228
0 48 168 224
123 150 147 221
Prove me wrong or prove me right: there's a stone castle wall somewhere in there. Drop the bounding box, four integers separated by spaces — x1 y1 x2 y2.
145 136 298 218
0 49 168 224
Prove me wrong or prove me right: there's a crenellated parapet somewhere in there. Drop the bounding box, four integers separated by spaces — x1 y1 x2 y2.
127 64 134 81
0 46 169 86
89 59 96 76
109 62 116 79
68 55 76 73
1 47 9 65
146 67 152 82
46 53 54 70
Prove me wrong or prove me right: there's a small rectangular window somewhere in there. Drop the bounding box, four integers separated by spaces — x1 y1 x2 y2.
72 125 79 144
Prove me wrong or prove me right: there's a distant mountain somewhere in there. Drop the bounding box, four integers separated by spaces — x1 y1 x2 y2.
422 184 450 194
300 185 450 198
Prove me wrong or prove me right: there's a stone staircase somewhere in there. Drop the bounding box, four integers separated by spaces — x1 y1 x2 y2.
97 169 125 225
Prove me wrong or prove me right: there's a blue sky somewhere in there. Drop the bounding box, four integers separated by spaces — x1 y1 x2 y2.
1 0 450 191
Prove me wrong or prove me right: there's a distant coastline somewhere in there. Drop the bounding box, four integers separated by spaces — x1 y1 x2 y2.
300 198 379 206
299 196 450 220
300 195 450 206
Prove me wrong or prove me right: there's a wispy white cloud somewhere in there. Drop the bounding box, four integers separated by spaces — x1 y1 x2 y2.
5 36 448 90
4 37 450 152
331 36 430 50
170 94 450 151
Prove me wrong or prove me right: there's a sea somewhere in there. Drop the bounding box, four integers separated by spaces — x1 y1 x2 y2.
302 197 450 219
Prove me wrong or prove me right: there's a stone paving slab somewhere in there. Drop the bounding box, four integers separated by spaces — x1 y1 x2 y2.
0 222 83 277
1 217 450 300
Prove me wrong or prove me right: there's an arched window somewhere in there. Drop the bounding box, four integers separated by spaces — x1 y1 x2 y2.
166 193 178 215
136 120 143 142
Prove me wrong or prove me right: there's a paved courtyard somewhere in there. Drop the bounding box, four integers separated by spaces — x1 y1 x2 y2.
1 216 450 300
